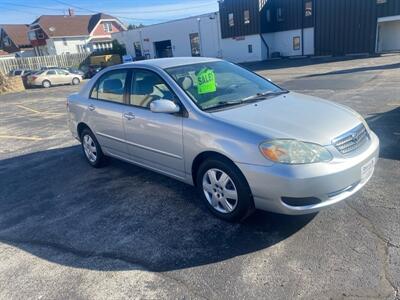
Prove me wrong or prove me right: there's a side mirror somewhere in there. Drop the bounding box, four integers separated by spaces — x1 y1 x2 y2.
150 99 180 114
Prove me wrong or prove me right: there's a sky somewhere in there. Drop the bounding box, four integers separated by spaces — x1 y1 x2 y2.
0 0 219 25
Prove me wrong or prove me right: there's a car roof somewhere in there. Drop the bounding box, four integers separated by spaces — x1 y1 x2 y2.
127 57 222 69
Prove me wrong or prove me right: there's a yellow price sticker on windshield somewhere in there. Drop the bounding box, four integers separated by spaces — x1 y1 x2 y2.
197 68 216 94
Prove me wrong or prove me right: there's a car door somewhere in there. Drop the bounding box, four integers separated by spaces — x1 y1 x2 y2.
45 70 59 85
56 69 71 84
123 68 185 179
86 69 129 158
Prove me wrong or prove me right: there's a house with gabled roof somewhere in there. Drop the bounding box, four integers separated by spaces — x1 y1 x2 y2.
0 24 35 57
28 10 126 56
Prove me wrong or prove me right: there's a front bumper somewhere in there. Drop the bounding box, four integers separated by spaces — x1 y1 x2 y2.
237 131 380 215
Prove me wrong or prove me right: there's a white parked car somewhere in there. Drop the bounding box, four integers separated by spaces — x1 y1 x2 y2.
28 69 83 88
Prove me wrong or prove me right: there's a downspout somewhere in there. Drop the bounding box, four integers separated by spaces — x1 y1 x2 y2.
301 1 305 56
259 0 270 60
260 33 270 59
216 12 222 58
197 18 204 57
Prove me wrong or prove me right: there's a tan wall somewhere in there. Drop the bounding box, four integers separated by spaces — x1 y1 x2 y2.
0 72 25 95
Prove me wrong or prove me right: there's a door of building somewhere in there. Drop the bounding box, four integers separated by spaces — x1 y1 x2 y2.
154 40 173 58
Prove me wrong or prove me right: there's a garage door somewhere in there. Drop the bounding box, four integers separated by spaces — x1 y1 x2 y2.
377 18 400 52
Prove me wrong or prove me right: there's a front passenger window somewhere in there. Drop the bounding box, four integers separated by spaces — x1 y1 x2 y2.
91 70 128 103
130 70 175 108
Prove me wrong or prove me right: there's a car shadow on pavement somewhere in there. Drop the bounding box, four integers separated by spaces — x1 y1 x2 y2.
0 146 314 272
366 107 400 161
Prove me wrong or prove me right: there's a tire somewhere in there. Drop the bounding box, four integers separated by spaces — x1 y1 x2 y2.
72 77 80 85
80 128 105 168
42 80 51 88
196 158 254 222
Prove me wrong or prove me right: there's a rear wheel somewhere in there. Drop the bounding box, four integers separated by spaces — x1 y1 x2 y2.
42 80 51 88
72 77 80 85
80 128 105 168
196 158 254 222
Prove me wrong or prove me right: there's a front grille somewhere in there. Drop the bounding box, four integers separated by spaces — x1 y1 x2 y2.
332 124 369 154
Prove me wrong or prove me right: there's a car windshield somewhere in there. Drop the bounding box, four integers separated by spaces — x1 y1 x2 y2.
165 61 284 111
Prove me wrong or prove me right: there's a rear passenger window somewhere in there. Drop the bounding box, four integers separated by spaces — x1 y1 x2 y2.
91 70 128 103
47 70 56 75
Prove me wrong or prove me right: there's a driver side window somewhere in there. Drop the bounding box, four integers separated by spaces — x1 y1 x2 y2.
130 69 175 109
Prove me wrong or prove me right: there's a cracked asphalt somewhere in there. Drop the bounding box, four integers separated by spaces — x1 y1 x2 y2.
0 54 399 299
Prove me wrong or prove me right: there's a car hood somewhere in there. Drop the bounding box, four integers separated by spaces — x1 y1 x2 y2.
211 92 363 145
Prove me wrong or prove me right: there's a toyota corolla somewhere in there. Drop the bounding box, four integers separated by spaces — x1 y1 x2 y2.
67 57 379 221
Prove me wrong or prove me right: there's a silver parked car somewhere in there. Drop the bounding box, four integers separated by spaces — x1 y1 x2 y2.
28 68 82 88
67 57 379 221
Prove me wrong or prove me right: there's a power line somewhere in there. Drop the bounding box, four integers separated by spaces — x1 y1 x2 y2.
0 2 66 12
52 0 98 14
0 5 42 16
51 0 159 21
50 0 216 22
1 0 216 24
106 3 215 14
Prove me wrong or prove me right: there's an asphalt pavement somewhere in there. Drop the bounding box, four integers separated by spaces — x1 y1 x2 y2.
0 54 399 299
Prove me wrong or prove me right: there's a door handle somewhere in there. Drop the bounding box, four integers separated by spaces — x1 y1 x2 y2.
123 112 136 120
88 104 96 111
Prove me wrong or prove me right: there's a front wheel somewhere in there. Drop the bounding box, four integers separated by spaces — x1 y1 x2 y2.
42 80 51 88
80 129 105 168
72 77 80 85
196 158 254 222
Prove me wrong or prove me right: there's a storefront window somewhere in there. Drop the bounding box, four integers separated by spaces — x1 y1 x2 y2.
305 1 312 17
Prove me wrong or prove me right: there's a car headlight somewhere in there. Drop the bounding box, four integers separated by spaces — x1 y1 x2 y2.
259 139 333 164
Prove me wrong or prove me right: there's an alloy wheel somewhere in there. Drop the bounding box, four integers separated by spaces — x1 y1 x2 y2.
202 168 238 214
83 134 97 163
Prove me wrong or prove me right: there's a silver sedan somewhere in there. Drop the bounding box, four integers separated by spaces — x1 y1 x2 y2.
67 57 379 221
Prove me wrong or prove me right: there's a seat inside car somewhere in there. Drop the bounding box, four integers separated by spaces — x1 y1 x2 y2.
134 75 169 107
101 79 124 101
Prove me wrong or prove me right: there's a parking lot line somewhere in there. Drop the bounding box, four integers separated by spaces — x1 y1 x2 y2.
0 135 44 141
16 104 63 116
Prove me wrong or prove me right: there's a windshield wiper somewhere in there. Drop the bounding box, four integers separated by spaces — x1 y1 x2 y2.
242 90 289 102
203 90 289 111
203 100 244 111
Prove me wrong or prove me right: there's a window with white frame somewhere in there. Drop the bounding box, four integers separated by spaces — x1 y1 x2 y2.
244 10 250 24
228 13 234 27
37 32 45 39
277 7 284 22
3 36 10 46
305 1 312 17
293 36 301 50
28 31 36 41
103 22 113 33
